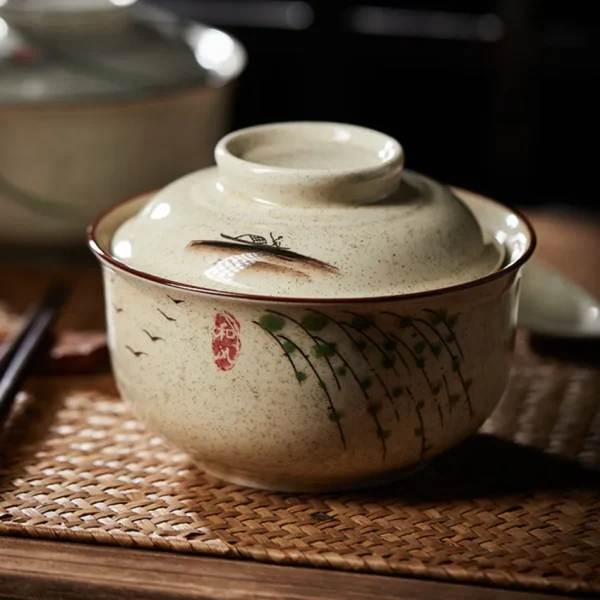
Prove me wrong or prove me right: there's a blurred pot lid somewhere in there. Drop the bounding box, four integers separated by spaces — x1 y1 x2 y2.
0 0 246 104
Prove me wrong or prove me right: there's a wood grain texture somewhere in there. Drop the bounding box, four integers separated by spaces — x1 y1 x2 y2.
0 259 105 332
0 537 569 600
524 209 600 297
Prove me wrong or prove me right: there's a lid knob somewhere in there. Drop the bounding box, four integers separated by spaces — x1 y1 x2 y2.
214 122 404 206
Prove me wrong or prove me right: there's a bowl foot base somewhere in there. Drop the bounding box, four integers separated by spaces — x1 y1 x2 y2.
199 460 431 493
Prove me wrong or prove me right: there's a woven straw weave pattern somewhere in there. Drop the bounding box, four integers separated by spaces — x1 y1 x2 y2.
0 337 599 595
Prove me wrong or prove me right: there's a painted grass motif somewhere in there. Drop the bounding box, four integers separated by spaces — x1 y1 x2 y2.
255 308 472 461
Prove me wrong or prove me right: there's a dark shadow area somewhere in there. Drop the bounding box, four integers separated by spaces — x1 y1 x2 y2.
183 431 599 505
0 245 96 268
528 334 600 367
150 0 599 214
339 433 599 504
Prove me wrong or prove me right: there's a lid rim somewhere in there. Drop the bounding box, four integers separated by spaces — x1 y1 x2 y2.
87 188 537 305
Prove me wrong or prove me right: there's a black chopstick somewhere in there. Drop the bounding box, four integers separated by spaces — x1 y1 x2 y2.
0 282 69 428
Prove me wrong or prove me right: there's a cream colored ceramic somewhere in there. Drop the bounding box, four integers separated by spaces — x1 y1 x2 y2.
89 122 536 493
112 122 503 298
0 1 245 246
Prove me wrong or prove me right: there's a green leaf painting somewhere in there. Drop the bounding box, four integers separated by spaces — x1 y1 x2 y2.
253 307 472 460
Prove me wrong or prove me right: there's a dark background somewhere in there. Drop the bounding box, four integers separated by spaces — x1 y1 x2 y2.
150 0 598 213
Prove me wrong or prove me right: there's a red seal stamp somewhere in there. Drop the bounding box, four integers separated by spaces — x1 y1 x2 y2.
212 312 241 371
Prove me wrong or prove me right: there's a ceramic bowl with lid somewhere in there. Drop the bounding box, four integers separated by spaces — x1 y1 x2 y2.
89 121 536 492
0 0 245 246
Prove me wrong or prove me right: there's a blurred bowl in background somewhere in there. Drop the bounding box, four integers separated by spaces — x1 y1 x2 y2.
0 0 246 247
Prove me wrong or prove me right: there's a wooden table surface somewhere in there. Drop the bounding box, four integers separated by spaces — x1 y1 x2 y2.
0 208 598 600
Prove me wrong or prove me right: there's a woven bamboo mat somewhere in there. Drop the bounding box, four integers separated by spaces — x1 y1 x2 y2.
0 334 598 596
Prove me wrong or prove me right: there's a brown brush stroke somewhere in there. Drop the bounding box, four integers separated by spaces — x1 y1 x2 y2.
204 253 312 280
245 260 311 279
187 240 339 274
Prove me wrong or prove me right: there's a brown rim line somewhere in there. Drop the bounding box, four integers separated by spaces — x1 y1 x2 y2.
87 188 537 306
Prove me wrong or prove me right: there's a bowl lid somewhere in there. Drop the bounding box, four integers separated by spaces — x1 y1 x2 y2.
0 0 245 104
109 122 503 300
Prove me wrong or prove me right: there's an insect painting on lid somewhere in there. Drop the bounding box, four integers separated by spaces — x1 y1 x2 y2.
188 232 339 282
220 232 289 249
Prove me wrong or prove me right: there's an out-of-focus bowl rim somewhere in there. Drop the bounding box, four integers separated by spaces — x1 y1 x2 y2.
88 186 537 306
0 6 247 108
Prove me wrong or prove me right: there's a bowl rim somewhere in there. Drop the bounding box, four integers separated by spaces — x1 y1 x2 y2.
0 7 247 108
87 186 537 305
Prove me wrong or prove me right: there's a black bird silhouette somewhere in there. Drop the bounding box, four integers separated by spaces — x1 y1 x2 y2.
143 329 164 342
167 295 185 305
157 308 176 322
113 304 123 313
126 345 146 357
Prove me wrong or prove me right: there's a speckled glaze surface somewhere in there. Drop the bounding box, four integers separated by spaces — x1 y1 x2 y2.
89 122 535 492
102 264 518 492
112 122 503 299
